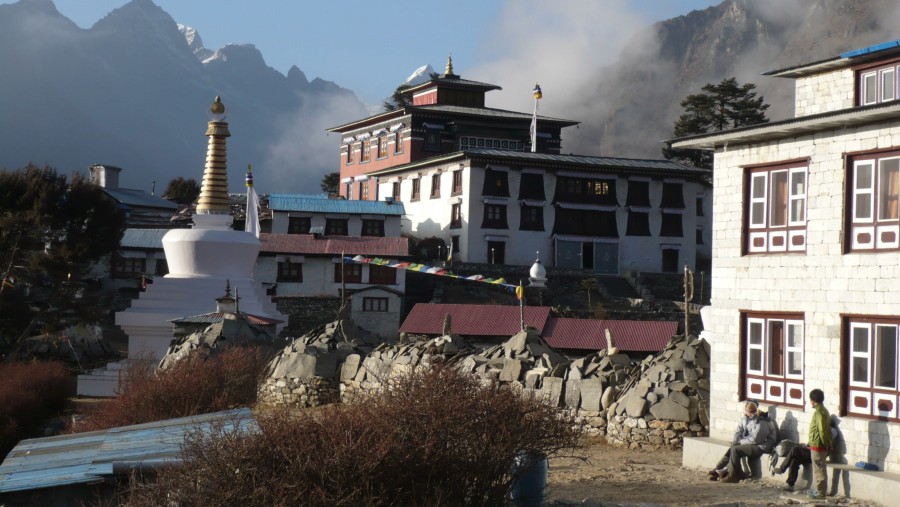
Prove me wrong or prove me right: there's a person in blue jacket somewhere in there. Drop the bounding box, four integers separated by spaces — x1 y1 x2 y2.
707 400 773 482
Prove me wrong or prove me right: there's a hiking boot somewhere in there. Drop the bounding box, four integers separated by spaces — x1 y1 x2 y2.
707 469 719 477
781 483 794 492
720 473 742 483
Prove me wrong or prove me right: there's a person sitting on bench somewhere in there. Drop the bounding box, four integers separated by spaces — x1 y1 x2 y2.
707 401 773 483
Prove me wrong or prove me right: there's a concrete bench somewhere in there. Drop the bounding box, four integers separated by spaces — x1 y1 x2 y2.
683 436 900 506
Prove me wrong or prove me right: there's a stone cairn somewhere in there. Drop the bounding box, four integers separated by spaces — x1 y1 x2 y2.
260 315 382 407
604 334 710 449
561 344 640 436
158 314 283 370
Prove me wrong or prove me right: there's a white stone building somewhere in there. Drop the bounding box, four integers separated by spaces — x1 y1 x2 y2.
671 40 900 474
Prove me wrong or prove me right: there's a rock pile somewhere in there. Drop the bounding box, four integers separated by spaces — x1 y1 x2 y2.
20 323 118 366
605 334 710 449
259 318 381 406
158 315 282 370
561 346 639 435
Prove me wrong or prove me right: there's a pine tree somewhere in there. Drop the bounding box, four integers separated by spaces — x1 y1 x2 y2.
162 177 200 205
320 172 339 195
664 77 770 170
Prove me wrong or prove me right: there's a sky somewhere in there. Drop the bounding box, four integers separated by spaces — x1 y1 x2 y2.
1 0 722 106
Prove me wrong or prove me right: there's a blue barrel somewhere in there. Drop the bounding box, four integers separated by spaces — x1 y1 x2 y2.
510 452 548 507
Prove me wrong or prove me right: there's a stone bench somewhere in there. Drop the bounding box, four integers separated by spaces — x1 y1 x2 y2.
683 436 900 506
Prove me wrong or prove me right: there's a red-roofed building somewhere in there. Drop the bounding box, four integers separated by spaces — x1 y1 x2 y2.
400 303 676 354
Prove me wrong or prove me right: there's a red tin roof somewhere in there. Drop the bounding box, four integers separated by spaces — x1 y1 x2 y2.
542 318 677 352
399 304 552 336
260 233 410 257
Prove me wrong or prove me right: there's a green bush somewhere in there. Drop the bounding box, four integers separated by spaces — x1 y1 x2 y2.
124 363 584 507
0 360 73 460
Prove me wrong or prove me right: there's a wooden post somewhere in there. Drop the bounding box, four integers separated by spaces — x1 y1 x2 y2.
683 265 694 337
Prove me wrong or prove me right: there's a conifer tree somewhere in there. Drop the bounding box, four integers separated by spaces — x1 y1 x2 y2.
664 77 770 170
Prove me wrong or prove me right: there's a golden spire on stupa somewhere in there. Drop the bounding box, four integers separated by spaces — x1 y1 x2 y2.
196 95 231 215
444 54 454 76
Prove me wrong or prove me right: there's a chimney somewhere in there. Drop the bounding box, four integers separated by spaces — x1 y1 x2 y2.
89 164 121 190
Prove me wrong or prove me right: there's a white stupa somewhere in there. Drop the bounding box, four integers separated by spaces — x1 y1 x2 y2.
78 97 286 396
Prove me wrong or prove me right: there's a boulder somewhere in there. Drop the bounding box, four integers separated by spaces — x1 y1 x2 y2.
648 399 690 422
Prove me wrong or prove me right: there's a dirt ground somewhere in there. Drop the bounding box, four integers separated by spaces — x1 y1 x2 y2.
543 438 883 507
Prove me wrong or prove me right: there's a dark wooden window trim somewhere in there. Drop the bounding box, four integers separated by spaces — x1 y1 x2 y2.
450 203 462 229
111 256 146 279
377 136 388 159
840 314 900 422
740 311 806 409
430 173 441 199
519 204 544 231
482 203 508 229
411 178 421 201
361 219 385 237
335 263 362 283
362 297 389 312
277 260 303 282
452 170 463 195
742 161 809 255
287 216 311 235
394 131 404 154
368 265 397 285
846 148 900 252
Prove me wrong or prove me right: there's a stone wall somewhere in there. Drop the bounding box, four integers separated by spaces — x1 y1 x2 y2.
794 68 853 116
605 417 705 449
274 296 342 337
259 376 339 407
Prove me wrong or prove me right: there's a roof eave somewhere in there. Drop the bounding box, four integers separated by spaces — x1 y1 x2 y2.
327 109 408 133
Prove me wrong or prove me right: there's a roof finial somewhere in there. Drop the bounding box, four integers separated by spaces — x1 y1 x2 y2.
444 53 454 76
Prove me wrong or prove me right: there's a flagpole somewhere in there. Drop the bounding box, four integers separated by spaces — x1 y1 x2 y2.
530 83 542 153
519 279 525 331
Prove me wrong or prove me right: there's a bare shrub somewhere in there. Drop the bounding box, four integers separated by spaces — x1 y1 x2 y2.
0 360 72 459
74 347 271 433
123 363 583 507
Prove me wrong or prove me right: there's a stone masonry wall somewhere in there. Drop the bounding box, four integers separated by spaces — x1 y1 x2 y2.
708 119 900 472
794 68 854 117
274 296 341 337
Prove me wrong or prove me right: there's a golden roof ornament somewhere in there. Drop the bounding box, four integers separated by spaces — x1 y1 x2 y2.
196 95 231 215
444 54 454 75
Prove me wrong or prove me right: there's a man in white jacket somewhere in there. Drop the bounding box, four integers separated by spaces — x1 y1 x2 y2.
707 401 773 482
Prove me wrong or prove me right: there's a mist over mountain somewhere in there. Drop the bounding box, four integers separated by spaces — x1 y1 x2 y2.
0 0 366 193
558 0 900 158
2 0 898 194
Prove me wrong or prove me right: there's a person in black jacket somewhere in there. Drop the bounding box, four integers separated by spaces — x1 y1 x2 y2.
773 439 811 491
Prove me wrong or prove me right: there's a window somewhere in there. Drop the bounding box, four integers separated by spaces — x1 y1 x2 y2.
626 211 651 236
844 317 900 420
553 208 618 237
288 217 311 234
858 64 900 106
450 203 462 229
482 168 510 197
346 144 353 164
363 297 389 312
431 173 441 198
554 177 617 205
518 173 545 200
696 196 705 217
358 180 369 201
335 262 362 283
361 219 384 237
360 140 370 162
660 213 683 237
742 313 805 407
277 260 303 282
848 152 900 250
112 256 145 278
660 182 685 209
452 170 463 195
745 163 808 254
411 178 421 201
451 235 460 253
325 218 348 236
425 131 440 152
625 180 650 207
696 227 704 245
482 204 508 229
392 181 401 199
394 131 403 153
368 265 396 285
459 136 523 151
487 241 505 264
519 205 544 231
377 136 388 159
344 181 352 199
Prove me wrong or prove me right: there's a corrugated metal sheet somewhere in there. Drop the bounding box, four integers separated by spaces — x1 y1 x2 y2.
103 188 178 211
169 312 282 326
0 408 254 493
120 228 168 249
260 233 410 257
268 194 405 215
399 304 551 336
542 318 677 352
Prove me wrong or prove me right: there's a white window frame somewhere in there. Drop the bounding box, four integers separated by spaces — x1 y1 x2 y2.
788 168 807 226
862 71 878 105
743 314 805 407
874 323 898 390
882 67 896 103
749 173 768 229
785 321 804 380
747 318 765 375
853 160 875 223
877 157 900 222
849 323 872 388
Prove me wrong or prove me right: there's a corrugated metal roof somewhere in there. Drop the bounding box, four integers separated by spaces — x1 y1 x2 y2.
542 318 676 352
399 303 551 336
120 228 168 249
169 312 282 326
103 188 178 211
404 76 502 95
268 194 406 215
260 233 410 257
368 148 708 178
0 408 254 493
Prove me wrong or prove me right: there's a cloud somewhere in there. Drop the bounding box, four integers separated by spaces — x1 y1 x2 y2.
262 92 367 193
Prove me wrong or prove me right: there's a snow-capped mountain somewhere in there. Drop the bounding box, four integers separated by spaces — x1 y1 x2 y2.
0 0 366 193
403 64 436 87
